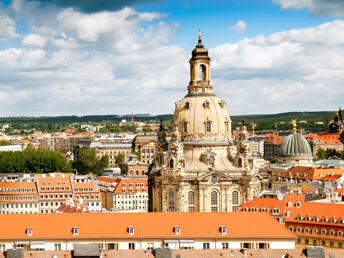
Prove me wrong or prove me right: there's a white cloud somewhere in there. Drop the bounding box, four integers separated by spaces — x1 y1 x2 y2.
210 20 344 114
273 0 344 17
228 20 246 33
22 34 47 48
0 15 17 41
0 0 343 116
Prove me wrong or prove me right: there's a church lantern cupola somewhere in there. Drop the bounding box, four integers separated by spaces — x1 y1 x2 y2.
188 30 213 95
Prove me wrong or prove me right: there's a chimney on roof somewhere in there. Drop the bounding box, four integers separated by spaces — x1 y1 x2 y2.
76 205 80 211
297 190 302 196
70 200 74 207
79 199 84 205
289 189 294 195
82 206 87 213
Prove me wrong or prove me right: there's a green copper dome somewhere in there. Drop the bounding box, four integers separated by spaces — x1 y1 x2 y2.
278 133 313 159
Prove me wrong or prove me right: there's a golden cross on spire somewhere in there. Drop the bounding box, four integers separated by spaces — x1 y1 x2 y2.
198 29 201 40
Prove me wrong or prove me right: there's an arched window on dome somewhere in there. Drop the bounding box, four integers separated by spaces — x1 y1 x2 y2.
168 191 175 212
211 191 218 212
188 191 195 212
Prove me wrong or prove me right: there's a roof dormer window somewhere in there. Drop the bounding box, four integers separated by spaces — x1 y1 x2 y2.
27 227 32 236
174 226 181 235
73 227 79 236
220 226 227 235
128 226 134 235
296 202 301 208
322 217 327 223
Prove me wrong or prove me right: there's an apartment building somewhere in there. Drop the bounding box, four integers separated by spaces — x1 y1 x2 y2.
36 173 74 213
0 181 39 214
95 177 148 212
113 178 148 212
132 135 157 164
70 175 101 212
286 202 344 249
0 212 296 252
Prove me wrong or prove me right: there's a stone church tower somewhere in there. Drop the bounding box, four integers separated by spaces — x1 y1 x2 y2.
148 35 265 212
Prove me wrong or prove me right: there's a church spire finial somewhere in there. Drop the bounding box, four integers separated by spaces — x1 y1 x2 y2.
292 119 297 134
198 29 201 41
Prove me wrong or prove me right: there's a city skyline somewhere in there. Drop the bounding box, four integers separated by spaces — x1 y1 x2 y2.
0 0 343 116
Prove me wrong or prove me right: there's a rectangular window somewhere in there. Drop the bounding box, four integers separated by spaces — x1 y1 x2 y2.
330 242 334 247
107 243 118 250
203 243 210 250
338 243 342 248
206 121 211 132
129 243 135 250
183 122 188 133
54 244 61 251
313 240 317 246
305 239 309 244
321 241 325 246
222 243 229 249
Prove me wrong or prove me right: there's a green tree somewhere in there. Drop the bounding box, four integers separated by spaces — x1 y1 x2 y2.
132 151 141 161
270 158 278 164
72 149 108 175
0 141 11 146
115 153 125 167
316 148 327 160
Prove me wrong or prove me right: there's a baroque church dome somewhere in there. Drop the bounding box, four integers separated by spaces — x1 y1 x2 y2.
278 133 313 159
172 36 231 143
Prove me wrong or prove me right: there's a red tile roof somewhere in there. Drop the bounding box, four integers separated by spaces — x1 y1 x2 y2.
320 174 343 182
56 200 89 213
114 178 148 194
0 212 296 239
239 193 305 216
280 166 344 181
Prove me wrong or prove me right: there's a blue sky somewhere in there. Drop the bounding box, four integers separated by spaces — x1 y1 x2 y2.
0 0 343 116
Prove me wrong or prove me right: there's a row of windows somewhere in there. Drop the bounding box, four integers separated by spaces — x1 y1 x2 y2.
182 121 230 133
0 188 36 193
296 215 344 224
0 203 38 208
0 195 37 201
289 226 343 237
73 187 94 192
168 190 240 212
297 238 343 248
41 186 70 191
40 194 73 199
242 207 280 214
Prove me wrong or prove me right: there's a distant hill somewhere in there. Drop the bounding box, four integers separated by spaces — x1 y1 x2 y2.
0 111 335 132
